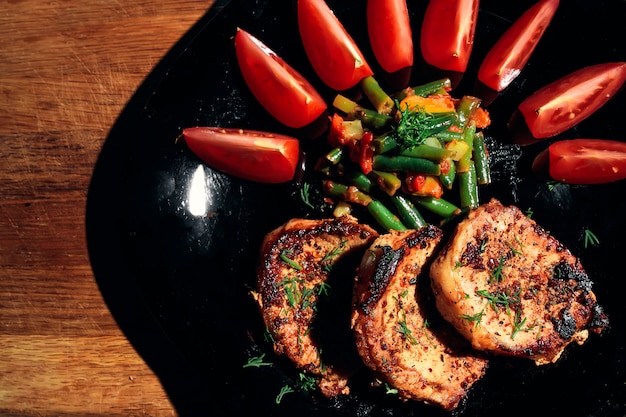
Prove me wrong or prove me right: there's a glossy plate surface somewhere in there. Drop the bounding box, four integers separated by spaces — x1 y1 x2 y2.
87 0 626 415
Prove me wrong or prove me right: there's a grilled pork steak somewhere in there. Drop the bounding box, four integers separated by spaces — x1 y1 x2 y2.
254 216 378 397
430 199 609 365
351 226 489 410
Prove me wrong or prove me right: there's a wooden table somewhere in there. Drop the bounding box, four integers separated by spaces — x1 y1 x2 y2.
0 1 214 415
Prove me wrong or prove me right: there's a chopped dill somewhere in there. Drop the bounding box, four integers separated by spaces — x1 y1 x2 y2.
583 228 599 248
275 385 294 404
392 101 437 149
297 373 317 392
243 353 272 368
488 256 507 284
460 310 484 326
300 182 315 209
280 250 303 271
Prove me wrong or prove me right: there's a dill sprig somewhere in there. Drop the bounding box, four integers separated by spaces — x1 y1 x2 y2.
392 101 437 149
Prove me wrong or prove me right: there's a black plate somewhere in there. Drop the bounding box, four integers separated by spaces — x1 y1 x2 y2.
87 0 626 415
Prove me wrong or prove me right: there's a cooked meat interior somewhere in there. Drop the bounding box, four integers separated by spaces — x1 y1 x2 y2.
254 216 378 397
430 199 609 365
351 226 489 411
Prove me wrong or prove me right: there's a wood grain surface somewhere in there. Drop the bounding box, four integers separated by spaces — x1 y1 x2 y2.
0 1 213 415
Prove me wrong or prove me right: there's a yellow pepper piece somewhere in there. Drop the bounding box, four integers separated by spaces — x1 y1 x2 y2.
399 94 456 114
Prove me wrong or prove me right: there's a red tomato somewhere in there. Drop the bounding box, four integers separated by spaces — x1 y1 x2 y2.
298 0 373 91
367 0 413 74
234 29 327 129
182 127 300 184
420 0 479 73
532 139 626 184
478 0 559 92
511 62 626 144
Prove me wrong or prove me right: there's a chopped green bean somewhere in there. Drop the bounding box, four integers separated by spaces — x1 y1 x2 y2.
369 170 402 195
360 76 394 115
472 132 491 185
372 155 441 175
399 144 452 162
333 94 392 131
457 122 476 173
439 156 456 190
436 130 464 142
344 167 373 193
325 147 344 165
456 96 482 128
390 194 427 229
367 199 407 231
410 78 452 97
458 162 479 209
412 196 461 218
372 132 398 154
323 181 372 206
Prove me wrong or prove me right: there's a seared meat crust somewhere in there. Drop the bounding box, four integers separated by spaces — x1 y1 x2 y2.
255 216 378 397
351 226 489 410
430 199 609 365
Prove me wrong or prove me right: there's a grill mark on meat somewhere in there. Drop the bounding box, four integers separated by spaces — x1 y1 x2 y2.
352 227 488 410
254 216 378 397
359 245 405 315
430 199 609 365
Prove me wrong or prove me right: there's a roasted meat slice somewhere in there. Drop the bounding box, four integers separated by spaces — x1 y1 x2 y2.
254 216 379 397
430 199 609 365
351 226 489 411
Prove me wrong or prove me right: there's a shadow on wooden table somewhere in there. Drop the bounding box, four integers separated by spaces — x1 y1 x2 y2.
85 3 230 415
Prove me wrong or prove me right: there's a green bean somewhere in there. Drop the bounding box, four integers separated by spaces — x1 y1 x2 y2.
439 156 456 190
324 147 344 165
435 130 464 142
390 194 427 229
322 181 372 206
344 167 374 193
472 131 491 185
456 95 482 128
458 162 479 209
412 196 461 218
360 76 394 115
367 199 407 231
412 78 452 97
372 132 398 154
369 170 402 195
456 122 476 173
399 144 452 162
372 155 441 175
332 94 392 131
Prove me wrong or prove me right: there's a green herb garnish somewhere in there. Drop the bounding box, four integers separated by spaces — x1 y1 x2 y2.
275 385 294 404
243 353 272 368
392 102 437 148
280 250 303 271
583 228 599 248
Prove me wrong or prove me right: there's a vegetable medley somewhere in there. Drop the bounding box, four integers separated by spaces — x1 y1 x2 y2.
315 78 493 230
182 0 626 231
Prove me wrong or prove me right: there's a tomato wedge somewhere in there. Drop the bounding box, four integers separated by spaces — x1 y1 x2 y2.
234 28 327 129
420 0 479 74
478 0 559 93
532 139 626 184
510 62 626 145
367 0 413 74
298 0 373 91
182 127 300 184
